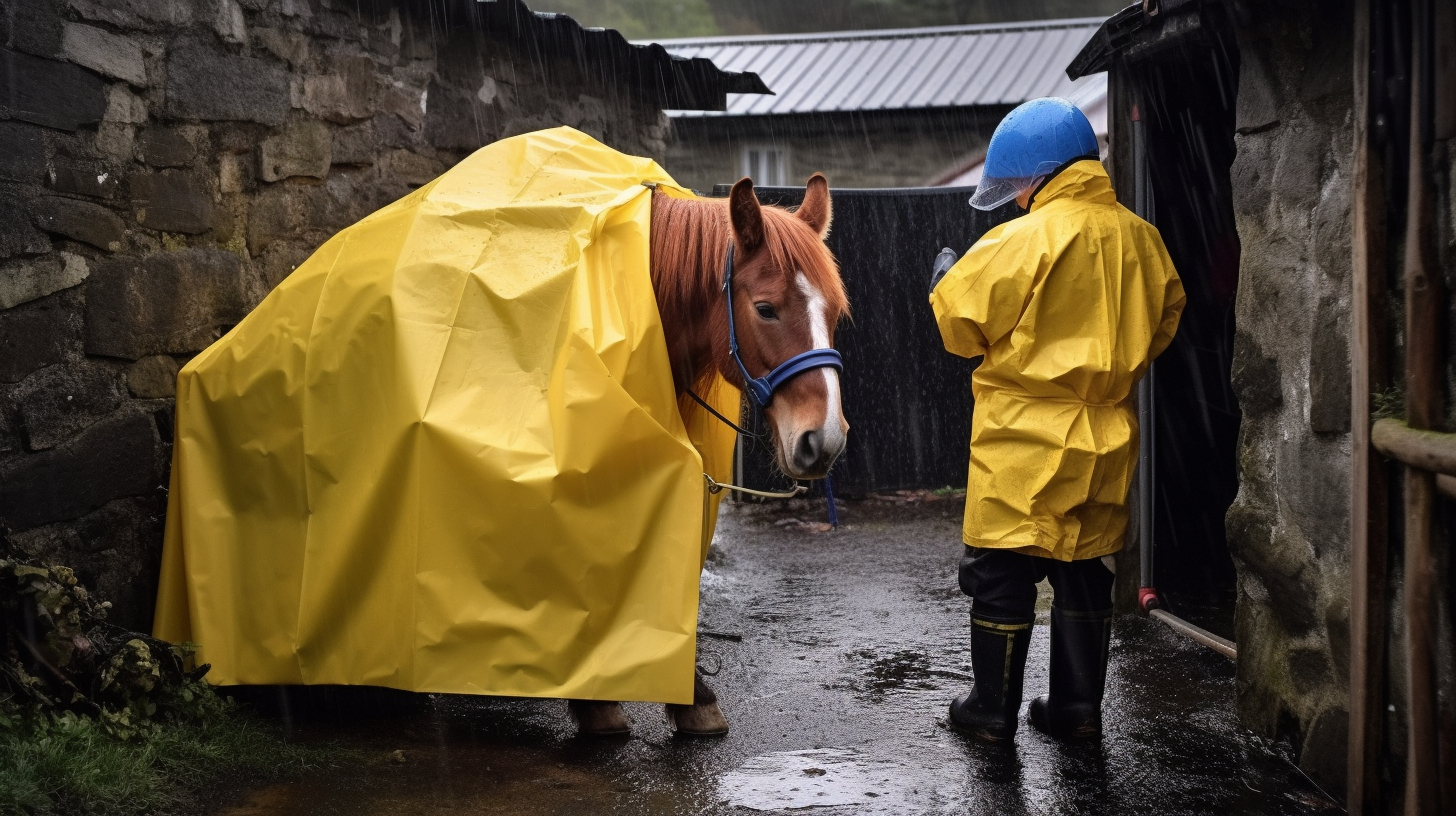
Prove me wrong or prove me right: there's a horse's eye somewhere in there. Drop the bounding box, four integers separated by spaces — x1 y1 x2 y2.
754 303 777 320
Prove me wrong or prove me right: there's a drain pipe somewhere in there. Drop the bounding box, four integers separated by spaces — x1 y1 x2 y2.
1130 102 1236 661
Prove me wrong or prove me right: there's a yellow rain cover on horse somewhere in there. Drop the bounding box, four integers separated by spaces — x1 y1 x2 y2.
153 127 738 704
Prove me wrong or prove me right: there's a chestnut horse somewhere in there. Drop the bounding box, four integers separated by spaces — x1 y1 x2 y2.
569 174 850 737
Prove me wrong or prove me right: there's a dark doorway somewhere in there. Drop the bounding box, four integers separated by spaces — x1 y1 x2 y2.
1115 6 1243 638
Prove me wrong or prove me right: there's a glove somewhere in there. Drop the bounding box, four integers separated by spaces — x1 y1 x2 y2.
930 247 958 294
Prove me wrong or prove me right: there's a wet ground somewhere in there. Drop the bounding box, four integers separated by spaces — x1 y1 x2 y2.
212 500 1342 816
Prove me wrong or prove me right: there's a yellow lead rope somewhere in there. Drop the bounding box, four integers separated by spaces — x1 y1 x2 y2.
703 473 807 499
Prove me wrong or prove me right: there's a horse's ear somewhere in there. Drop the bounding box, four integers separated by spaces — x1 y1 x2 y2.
729 178 764 252
798 173 832 239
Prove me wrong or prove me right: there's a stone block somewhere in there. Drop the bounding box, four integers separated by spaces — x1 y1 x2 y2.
8 494 167 630
379 80 425 129
218 152 250 194
0 122 46 183
0 196 52 258
0 47 106 131
30 195 125 251
331 121 377 165
0 411 159 531
258 119 332 181
378 148 441 188
424 79 496 152
103 84 148 125
0 294 79 383
85 248 249 359
253 27 310 67
0 251 87 309
68 0 193 31
125 354 179 398
60 22 146 85
14 360 124 450
138 127 195 167
165 39 289 125
48 156 120 199
94 122 134 164
6 0 63 59
212 0 249 46
130 170 213 234
310 55 378 122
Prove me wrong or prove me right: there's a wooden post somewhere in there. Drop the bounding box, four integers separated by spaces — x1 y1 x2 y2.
1402 0 1444 812
1349 0 1391 811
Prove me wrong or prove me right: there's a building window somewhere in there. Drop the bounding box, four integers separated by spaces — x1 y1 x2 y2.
740 145 788 186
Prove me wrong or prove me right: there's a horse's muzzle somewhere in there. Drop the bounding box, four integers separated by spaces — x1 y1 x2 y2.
789 427 845 479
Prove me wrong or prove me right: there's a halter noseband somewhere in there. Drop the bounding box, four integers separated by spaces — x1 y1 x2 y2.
722 243 844 409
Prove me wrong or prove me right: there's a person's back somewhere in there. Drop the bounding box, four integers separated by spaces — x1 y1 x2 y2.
949 162 1181 407
929 98 1184 745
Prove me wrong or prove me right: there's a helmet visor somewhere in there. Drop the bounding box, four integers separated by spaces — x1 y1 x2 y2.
968 175 1038 211
968 160 1063 211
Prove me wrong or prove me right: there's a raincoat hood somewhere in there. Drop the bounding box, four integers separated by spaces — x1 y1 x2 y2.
931 160 1184 561
152 128 739 704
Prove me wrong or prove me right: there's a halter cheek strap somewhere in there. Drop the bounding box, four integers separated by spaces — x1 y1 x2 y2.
723 243 844 409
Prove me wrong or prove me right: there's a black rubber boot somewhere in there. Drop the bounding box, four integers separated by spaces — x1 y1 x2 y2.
1029 606 1112 739
948 615 1033 743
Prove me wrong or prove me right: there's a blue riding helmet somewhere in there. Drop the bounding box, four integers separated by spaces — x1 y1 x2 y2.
970 97 1100 211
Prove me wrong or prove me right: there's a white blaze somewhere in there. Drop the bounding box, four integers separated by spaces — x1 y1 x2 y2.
794 272 845 456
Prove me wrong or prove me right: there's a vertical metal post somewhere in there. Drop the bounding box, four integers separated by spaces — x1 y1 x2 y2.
1348 0 1391 810
1132 103 1156 599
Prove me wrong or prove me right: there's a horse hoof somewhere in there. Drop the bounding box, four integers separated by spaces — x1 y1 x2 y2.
568 700 631 736
667 700 730 736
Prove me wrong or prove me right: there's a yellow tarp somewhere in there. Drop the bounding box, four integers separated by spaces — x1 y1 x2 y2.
153 127 738 704
931 160 1185 562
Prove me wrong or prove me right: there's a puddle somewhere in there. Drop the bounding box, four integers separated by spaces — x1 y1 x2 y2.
718 748 911 812
849 648 939 693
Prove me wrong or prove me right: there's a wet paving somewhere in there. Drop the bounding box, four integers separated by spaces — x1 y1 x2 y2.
211 500 1343 816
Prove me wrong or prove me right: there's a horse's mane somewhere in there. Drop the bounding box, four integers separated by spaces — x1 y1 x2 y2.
649 192 849 326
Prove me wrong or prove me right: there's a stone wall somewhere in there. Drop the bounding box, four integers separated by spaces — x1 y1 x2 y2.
1224 0 1356 789
0 0 670 630
666 108 1006 191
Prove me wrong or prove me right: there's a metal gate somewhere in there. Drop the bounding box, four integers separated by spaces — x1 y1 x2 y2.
713 184 1018 497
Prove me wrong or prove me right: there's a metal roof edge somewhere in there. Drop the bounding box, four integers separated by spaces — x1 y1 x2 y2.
474 0 771 108
638 16 1107 49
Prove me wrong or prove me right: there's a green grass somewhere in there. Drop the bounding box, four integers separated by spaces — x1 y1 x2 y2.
0 702 341 816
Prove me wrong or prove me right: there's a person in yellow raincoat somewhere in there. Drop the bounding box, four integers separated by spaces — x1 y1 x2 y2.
929 98 1185 742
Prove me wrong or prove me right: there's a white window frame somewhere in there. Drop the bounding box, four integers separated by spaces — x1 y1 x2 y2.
739 144 790 186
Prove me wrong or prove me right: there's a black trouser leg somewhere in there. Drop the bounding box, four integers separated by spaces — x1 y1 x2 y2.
949 547 1037 742
1030 556 1115 739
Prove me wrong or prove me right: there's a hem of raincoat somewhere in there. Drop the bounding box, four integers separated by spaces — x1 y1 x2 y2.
961 538 1125 563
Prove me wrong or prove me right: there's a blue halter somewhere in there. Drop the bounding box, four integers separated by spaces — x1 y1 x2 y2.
722 243 844 408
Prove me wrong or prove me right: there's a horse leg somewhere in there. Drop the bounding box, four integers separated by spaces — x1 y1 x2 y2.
666 670 729 736
567 699 631 736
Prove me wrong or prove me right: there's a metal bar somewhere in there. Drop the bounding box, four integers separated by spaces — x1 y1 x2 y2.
1402 0 1443 810
1133 105 1155 595
1371 419 1456 475
1148 609 1236 659
1348 0 1391 810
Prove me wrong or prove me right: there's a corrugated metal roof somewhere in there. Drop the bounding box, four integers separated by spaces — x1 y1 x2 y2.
644 18 1105 117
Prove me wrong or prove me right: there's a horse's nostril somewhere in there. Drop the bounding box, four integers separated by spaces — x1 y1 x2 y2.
794 430 822 470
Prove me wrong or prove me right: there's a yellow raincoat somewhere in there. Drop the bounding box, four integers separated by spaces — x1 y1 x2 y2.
153 128 738 704
931 160 1185 562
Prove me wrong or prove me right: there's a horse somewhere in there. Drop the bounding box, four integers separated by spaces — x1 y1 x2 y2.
568 174 850 736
